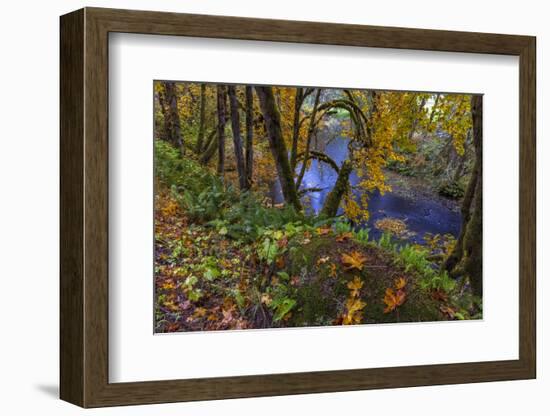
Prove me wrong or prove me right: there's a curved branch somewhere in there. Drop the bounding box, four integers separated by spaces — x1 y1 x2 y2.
298 187 325 196
296 150 340 174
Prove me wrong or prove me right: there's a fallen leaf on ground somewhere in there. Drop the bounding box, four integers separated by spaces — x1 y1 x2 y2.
394 277 407 290
347 276 364 298
383 288 406 313
336 231 354 242
341 250 368 271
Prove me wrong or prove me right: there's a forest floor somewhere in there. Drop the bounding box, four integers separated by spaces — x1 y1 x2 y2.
154 186 474 333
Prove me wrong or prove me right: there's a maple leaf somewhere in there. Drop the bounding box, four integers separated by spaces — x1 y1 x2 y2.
166 322 180 332
193 307 207 318
221 306 236 325
316 226 332 236
336 231 353 242
431 289 448 302
342 298 367 324
383 288 406 313
394 277 407 290
341 250 368 271
439 305 456 319
160 280 176 290
347 276 364 298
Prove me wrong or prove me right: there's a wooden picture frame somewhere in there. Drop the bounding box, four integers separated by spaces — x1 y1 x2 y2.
60 7 536 408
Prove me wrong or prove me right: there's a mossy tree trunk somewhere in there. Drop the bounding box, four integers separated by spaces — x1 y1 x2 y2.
320 160 353 218
227 85 248 191
195 83 206 153
163 81 185 156
216 85 227 178
290 88 304 172
442 95 483 297
199 128 218 165
255 86 302 211
244 86 254 189
296 89 322 190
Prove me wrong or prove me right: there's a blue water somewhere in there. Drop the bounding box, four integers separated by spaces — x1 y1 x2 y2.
274 135 461 244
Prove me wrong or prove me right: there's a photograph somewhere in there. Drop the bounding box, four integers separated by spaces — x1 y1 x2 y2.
153 81 483 333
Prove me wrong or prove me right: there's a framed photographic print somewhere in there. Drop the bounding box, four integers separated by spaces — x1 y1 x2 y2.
60 7 536 408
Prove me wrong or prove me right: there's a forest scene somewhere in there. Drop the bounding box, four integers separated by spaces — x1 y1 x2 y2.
154 81 482 333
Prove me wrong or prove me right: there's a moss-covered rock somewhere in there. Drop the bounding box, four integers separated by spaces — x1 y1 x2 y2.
285 233 444 326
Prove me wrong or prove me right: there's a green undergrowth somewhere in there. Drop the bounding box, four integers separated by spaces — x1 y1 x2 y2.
154 141 481 332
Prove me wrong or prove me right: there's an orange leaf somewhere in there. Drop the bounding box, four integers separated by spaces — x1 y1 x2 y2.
439 305 456 318
383 288 406 313
336 231 354 242
341 250 368 271
347 276 364 298
394 277 407 290
316 226 332 236
431 289 448 302
342 298 367 324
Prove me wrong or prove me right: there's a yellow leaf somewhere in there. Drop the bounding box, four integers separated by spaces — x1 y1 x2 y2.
383 288 406 313
341 250 368 271
347 276 364 298
342 298 367 324
336 231 354 242
394 277 407 290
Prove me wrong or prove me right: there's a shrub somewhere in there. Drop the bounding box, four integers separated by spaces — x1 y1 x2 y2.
438 180 465 199
155 140 237 222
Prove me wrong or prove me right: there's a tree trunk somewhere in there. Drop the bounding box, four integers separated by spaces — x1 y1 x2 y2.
245 86 254 189
290 88 304 171
320 160 353 218
255 86 302 211
195 83 206 153
157 87 170 141
407 96 427 141
442 95 483 297
163 81 185 156
296 89 322 190
429 93 441 126
228 85 248 191
199 128 218 165
216 85 227 178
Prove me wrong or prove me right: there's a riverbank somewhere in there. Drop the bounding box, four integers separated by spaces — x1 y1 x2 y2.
154 141 480 333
